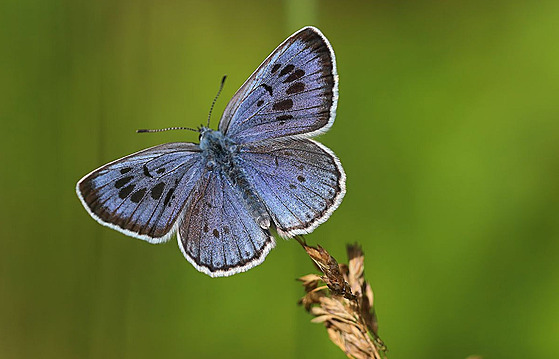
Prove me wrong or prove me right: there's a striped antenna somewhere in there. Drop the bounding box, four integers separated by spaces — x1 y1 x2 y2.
207 75 227 127
136 126 198 133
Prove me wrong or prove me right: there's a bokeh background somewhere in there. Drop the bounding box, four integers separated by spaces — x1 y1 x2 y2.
1 0 558 358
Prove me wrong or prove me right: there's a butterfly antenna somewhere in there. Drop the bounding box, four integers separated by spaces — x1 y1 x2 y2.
136 126 198 133
207 75 227 128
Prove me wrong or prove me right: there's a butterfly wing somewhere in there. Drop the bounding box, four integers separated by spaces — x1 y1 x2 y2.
218 26 338 143
76 143 204 243
177 167 275 277
239 137 345 237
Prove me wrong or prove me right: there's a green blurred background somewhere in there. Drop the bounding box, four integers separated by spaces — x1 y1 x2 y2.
1 0 558 358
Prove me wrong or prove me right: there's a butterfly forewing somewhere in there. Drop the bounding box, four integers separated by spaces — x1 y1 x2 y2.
77 143 203 243
239 138 345 236
219 26 337 143
177 168 275 277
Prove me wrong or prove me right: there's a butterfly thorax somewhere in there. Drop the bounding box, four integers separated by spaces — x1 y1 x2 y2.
199 128 271 229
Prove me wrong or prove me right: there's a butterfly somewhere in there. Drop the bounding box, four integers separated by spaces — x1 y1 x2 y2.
76 26 346 277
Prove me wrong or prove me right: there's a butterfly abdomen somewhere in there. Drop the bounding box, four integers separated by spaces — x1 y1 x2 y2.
227 161 271 230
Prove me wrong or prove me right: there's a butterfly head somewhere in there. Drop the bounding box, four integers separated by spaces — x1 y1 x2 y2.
199 127 222 150
199 127 239 154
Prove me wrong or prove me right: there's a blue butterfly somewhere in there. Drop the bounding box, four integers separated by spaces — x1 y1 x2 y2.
76 26 346 277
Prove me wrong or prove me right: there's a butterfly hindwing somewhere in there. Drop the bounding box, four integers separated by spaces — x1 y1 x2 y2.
77 143 203 243
239 138 345 237
177 167 275 277
219 26 338 143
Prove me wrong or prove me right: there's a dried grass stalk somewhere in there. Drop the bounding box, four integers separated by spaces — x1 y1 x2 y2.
297 238 387 359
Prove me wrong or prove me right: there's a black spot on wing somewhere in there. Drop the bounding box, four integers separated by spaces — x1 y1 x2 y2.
130 188 146 203
143 164 153 178
257 100 264 107
286 82 305 94
276 114 293 125
212 229 219 238
283 69 305 83
120 168 131 174
151 182 165 200
119 184 135 199
115 176 133 189
271 63 281 74
279 64 294 77
260 84 273 96
297 175 306 183
156 168 165 174
163 188 175 206
289 184 296 189
273 99 293 111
